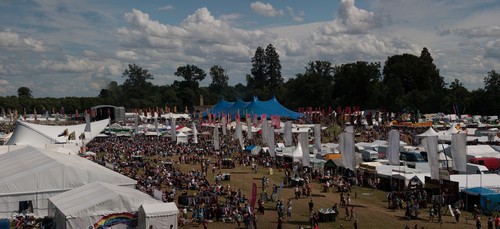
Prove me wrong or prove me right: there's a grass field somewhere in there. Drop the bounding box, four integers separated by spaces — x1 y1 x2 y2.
170 159 492 229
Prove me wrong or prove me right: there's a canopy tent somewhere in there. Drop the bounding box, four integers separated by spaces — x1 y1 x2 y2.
416 127 439 138
6 119 109 146
138 202 179 229
461 187 500 212
176 132 188 144
203 96 303 120
48 182 174 229
203 99 234 117
0 146 136 217
245 145 262 155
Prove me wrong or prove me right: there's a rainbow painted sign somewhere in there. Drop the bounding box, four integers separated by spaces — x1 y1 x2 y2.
94 212 137 229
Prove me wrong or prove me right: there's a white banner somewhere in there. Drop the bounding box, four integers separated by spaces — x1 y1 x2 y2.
451 133 467 172
314 124 321 151
284 121 292 146
387 130 400 165
299 132 310 166
423 136 439 180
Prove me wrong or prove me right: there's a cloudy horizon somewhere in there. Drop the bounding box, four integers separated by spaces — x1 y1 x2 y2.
0 0 499 98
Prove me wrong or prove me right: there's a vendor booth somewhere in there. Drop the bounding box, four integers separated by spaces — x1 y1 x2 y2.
138 202 179 229
461 187 500 212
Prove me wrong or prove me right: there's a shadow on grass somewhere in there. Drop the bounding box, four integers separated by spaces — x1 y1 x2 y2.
311 194 326 197
286 220 310 225
232 171 249 174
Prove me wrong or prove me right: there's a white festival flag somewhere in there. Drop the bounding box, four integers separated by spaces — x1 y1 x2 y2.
222 116 227 135
192 122 198 144
340 131 355 171
299 132 310 166
213 123 220 150
314 124 321 151
85 113 91 132
268 126 276 157
233 122 244 150
451 133 467 173
247 118 253 140
284 121 292 147
171 118 176 142
387 130 400 165
423 136 439 180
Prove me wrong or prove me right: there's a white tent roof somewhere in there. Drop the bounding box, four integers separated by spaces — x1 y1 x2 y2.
450 174 500 190
48 181 160 218
417 127 439 137
139 202 178 218
0 146 136 195
6 119 109 146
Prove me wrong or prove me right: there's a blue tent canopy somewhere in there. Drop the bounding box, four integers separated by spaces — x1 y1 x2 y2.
203 96 303 120
462 187 500 212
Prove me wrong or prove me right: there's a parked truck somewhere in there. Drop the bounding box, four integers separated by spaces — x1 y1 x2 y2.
469 157 500 172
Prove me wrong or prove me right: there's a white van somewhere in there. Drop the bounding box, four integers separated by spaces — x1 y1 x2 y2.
466 163 490 174
361 150 379 162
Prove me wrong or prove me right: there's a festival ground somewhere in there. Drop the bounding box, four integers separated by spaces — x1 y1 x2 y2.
168 157 490 229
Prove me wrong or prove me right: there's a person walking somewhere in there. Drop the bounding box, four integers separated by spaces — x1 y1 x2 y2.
454 207 461 223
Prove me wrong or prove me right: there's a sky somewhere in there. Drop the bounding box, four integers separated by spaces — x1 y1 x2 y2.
0 0 499 98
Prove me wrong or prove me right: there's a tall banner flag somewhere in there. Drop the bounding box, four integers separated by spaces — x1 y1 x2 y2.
250 183 257 214
451 133 467 173
314 124 321 151
268 126 276 157
299 132 310 166
340 131 355 171
154 117 158 135
423 136 439 180
344 125 354 133
134 114 138 134
85 113 91 132
171 118 177 142
284 121 293 147
192 122 198 144
261 120 269 145
387 130 400 165
213 123 220 150
221 116 227 136
233 122 244 150
246 117 253 140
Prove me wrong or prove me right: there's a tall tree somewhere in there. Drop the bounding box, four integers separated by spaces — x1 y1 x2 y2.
122 64 154 89
17 87 33 98
283 61 334 108
173 65 206 111
333 61 382 108
121 64 154 108
484 70 500 95
265 44 283 91
209 65 229 99
382 47 445 112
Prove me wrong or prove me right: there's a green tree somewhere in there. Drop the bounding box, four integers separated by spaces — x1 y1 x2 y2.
121 64 154 108
283 61 334 108
122 64 154 89
208 65 229 99
265 44 283 91
484 70 500 95
173 65 206 111
333 61 382 108
382 47 445 112
247 46 269 99
17 87 33 98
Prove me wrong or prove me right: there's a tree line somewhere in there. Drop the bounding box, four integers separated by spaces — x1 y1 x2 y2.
1 44 499 116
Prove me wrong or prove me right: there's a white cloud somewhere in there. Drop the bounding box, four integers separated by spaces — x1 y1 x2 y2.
0 30 48 52
336 0 384 33
157 5 173 11
250 1 284 17
485 39 500 59
286 6 304 22
453 26 500 38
